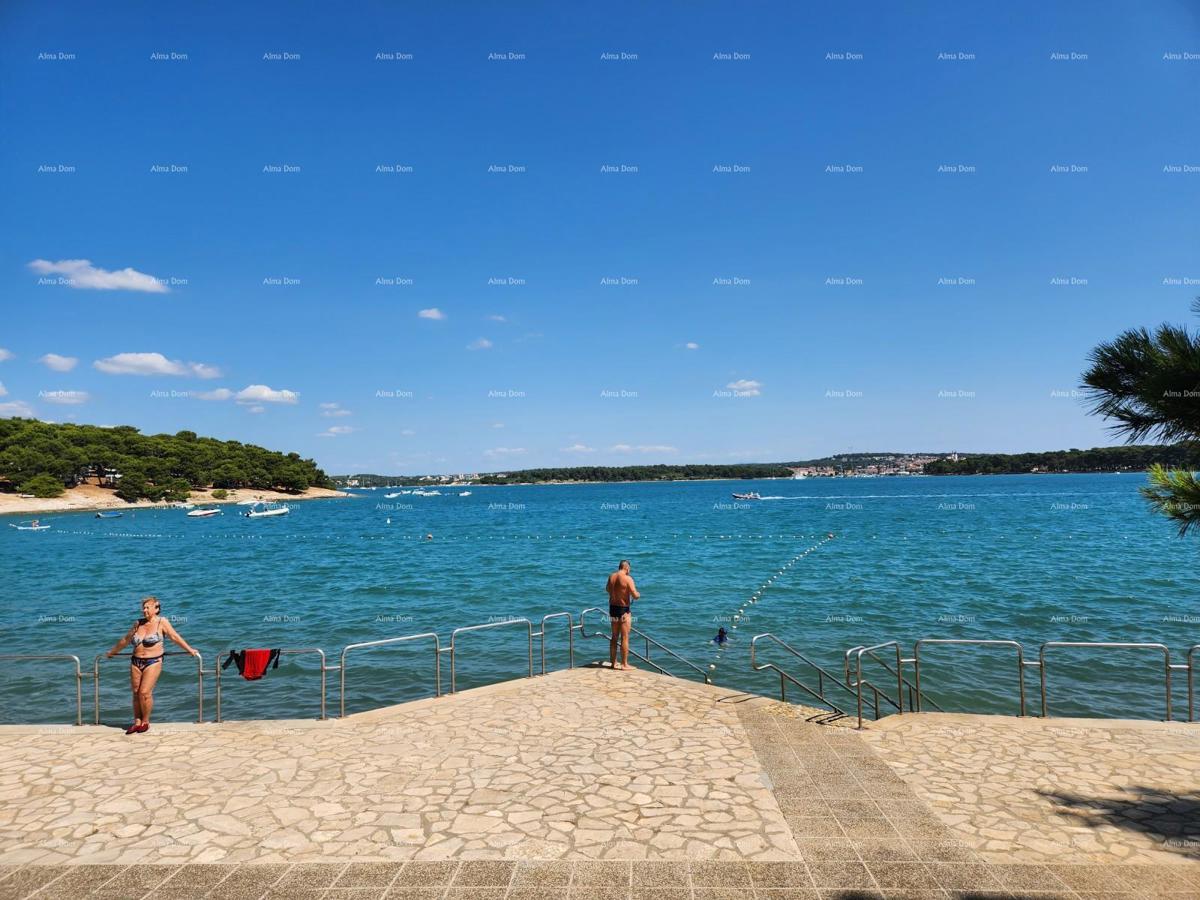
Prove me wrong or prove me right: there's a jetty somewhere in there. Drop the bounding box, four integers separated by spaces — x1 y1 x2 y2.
0 612 1197 898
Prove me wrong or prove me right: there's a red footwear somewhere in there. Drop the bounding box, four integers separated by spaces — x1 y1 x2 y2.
136 724 149 733
125 724 140 735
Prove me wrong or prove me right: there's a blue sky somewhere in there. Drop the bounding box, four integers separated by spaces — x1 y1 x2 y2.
1 0 1198 474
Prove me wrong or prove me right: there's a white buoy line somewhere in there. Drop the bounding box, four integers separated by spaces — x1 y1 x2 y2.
707 533 836 679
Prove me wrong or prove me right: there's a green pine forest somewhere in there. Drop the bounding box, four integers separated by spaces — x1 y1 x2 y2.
0 418 331 501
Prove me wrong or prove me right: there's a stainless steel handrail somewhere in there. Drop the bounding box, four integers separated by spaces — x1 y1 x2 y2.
749 633 854 717
578 606 712 683
538 612 574 674
215 648 330 722
339 633 440 717
852 642 904 729
93 651 205 724
449 618 533 693
1040 641 1173 720
1189 645 1199 723
0 654 86 726
845 645 944 714
913 639 1027 716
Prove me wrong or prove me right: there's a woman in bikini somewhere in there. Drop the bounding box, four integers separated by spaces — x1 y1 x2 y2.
105 596 199 734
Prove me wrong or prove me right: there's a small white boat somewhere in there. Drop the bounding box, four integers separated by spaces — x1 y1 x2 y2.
237 498 263 506
95 511 123 519
384 492 402 499
731 492 762 501
458 491 472 496
187 508 221 518
244 502 290 518
10 521 51 531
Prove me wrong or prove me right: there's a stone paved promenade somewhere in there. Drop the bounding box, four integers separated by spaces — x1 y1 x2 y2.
0 667 1197 899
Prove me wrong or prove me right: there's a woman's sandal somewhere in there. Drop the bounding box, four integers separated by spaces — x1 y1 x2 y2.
125 723 140 735
136 724 149 733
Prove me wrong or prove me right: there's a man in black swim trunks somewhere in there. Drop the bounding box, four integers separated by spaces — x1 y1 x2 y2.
606 559 639 670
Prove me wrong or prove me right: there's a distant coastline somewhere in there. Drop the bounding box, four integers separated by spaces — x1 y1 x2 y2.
334 443 1193 488
0 484 348 518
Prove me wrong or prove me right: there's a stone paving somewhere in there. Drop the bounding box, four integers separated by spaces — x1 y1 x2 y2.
859 712 1200 866
0 667 1198 898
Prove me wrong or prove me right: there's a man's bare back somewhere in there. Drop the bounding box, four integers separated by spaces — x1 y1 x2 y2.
606 569 637 608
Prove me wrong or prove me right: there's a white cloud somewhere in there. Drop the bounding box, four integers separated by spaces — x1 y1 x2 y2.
0 349 13 362
467 338 493 351
491 422 505 429
0 400 34 417
562 443 595 453
609 443 678 454
246 405 265 414
39 353 78 372
236 384 299 405
484 447 526 457
320 402 352 417
195 388 233 401
400 428 416 436
39 389 89 405
685 342 700 350
318 425 356 438
28 258 168 293
418 307 446 320
0 382 6 397
727 378 762 396
93 352 221 378
487 314 507 322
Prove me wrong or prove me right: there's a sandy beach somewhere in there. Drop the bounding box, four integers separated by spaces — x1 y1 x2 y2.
0 483 349 518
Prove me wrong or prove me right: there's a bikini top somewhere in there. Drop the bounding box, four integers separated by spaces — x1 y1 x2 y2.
132 619 163 647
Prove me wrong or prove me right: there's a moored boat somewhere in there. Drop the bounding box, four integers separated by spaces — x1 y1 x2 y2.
244 502 290 518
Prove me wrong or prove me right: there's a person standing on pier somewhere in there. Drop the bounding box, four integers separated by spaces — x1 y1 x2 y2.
606 560 640 670
105 597 200 734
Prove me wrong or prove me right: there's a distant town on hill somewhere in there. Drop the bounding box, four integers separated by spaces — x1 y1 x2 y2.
332 444 1198 486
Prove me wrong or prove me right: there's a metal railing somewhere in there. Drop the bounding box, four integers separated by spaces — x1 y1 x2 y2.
913 639 1027 715
215 648 332 722
6 610 711 726
0 654 88 726
339 632 440 717
538 612 574 674
1190 645 1200 723
750 634 854 717
849 642 905 729
846 644 944 715
889 638 1199 723
93 651 206 724
447 618 534 693
578 607 712 683
1040 641 1174 720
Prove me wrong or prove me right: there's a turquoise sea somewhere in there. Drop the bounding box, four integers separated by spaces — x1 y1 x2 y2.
1 473 1196 725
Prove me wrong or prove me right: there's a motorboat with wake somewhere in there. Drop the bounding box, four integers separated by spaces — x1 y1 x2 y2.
244 501 290 518
187 507 222 518
731 492 762 501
